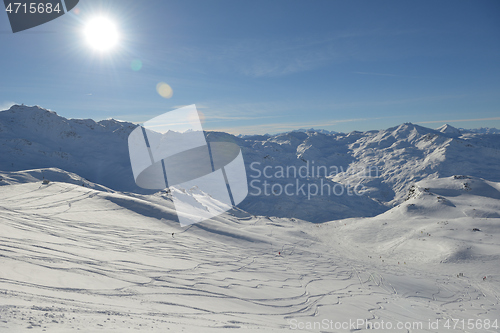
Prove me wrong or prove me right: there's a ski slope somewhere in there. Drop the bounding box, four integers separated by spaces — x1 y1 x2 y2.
0 171 498 332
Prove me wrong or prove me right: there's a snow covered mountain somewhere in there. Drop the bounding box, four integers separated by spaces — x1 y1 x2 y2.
1 105 499 332
0 105 139 193
2 105 500 222
0 169 498 332
281 127 339 135
320 175 500 265
436 123 461 136
237 122 500 220
460 127 500 135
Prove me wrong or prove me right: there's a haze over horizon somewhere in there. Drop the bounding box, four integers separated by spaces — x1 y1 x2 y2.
2 103 500 137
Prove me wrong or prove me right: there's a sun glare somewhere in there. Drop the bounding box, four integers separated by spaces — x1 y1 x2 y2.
84 17 120 52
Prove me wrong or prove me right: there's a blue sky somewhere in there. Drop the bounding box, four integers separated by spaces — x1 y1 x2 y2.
1 0 499 134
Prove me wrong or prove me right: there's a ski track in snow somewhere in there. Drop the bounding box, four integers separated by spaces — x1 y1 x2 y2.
0 182 498 332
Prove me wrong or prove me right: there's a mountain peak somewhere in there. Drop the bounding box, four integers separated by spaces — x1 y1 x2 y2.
7 104 56 114
436 124 460 135
387 122 425 139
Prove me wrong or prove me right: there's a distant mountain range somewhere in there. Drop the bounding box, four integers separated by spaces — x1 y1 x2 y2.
237 124 500 137
459 127 500 134
1 104 500 222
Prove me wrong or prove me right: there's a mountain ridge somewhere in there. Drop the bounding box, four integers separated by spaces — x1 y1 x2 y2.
2 104 500 222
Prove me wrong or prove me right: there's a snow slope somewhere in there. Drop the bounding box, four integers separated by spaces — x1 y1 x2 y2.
237 122 500 220
0 105 140 193
1 105 499 331
311 175 500 295
1 105 500 223
0 172 498 332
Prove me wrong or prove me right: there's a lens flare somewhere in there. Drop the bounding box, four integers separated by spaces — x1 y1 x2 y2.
156 82 173 99
131 59 143 71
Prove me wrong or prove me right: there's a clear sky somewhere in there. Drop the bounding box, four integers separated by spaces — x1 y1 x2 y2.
1 0 499 134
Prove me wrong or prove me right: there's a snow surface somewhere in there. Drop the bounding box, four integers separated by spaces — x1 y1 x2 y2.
0 105 499 332
0 170 498 332
236 122 500 221
2 106 500 222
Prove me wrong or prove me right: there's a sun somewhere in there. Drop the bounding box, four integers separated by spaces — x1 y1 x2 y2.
84 17 120 52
